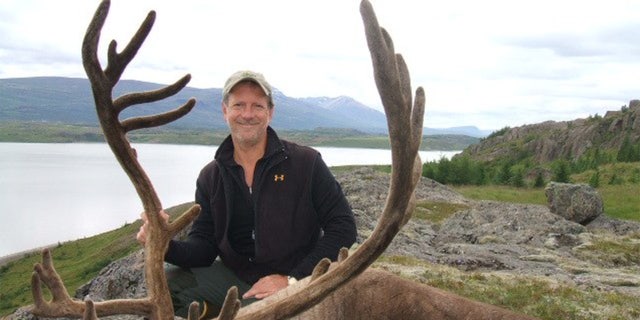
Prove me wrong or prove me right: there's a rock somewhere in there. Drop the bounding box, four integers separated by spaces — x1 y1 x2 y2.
75 250 147 301
434 201 585 247
586 214 640 236
544 182 604 224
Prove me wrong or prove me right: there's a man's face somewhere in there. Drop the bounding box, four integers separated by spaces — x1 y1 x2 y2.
222 81 274 148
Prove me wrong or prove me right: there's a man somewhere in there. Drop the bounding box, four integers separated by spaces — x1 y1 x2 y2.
137 70 357 317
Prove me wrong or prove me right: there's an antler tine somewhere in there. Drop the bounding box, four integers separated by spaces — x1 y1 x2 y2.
121 97 196 132
337 247 350 262
229 1 424 319
218 287 241 320
187 302 201 320
114 74 192 113
310 258 332 282
30 249 84 317
168 202 203 234
81 0 109 88
104 10 155 83
83 300 98 320
115 71 196 133
361 3 424 155
412 87 426 145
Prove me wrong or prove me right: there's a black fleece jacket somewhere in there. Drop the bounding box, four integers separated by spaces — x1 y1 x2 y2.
165 127 357 283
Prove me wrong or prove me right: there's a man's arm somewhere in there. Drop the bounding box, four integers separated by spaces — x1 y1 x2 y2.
136 210 170 246
164 165 220 268
288 154 357 280
242 274 289 299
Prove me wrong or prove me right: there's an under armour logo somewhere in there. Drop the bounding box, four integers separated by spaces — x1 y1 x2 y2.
274 174 285 182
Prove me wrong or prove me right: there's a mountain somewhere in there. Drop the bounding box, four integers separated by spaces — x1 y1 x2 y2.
0 77 390 133
459 100 640 164
0 77 487 137
303 96 492 137
423 126 492 138
301 96 388 132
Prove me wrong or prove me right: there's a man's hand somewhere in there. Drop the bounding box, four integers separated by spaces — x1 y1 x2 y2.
136 210 170 246
242 274 288 300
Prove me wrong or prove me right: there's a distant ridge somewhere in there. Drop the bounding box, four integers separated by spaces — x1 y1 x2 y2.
424 126 492 138
0 76 486 137
461 99 640 164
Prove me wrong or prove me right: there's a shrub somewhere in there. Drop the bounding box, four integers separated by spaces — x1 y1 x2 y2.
589 170 600 188
608 173 624 185
552 160 571 183
534 172 546 188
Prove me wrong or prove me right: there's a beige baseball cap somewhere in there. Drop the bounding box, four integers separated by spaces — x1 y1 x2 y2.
222 70 273 106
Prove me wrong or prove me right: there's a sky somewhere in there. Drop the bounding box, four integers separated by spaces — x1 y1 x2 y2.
1 0 639 131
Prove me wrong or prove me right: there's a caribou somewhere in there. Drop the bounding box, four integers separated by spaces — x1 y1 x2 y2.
28 1 537 319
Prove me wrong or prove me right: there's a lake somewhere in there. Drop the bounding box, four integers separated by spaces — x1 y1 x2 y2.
0 142 459 257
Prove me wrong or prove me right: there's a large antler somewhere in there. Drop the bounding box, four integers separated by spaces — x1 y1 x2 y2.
29 0 423 319
29 1 200 319
225 1 425 318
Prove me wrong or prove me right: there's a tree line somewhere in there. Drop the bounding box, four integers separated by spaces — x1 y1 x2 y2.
422 133 640 188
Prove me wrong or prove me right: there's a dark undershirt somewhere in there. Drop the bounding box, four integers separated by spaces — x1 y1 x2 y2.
227 166 256 257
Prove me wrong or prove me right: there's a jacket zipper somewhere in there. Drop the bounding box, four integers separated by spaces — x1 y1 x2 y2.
252 147 287 261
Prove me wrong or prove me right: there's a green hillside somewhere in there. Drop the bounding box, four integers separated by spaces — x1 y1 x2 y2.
423 101 640 187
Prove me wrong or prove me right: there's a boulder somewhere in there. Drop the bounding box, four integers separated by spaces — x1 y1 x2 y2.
75 250 147 301
544 182 604 224
435 201 585 247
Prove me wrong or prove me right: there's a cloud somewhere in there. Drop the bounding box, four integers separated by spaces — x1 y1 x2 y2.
0 0 638 131
501 21 640 61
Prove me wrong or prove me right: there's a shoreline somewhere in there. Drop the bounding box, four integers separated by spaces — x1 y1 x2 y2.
0 244 57 267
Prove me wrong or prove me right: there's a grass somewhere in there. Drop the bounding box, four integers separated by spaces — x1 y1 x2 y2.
413 201 470 223
330 164 391 174
0 224 139 315
453 185 547 205
451 162 640 221
0 203 193 317
375 255 640 320
595 184 640 221
572 162 640 186
453 184 639 222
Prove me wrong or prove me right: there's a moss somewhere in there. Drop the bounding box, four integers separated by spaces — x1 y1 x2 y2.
573 233 640 267
412 201 469 223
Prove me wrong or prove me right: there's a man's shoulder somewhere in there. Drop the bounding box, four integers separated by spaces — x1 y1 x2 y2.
281 139 319 157
199 158 220 176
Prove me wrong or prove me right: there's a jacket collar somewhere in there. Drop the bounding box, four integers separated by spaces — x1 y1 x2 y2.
215 126 286 166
